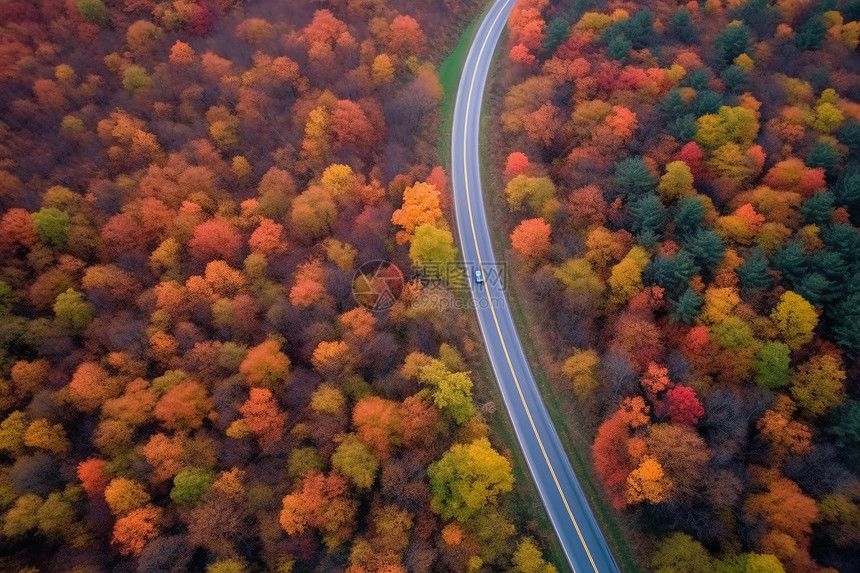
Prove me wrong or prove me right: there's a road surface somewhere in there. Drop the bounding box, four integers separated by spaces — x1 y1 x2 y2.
450 2 621 572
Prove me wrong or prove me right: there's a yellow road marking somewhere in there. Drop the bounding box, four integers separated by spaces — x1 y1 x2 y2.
460 2 600 572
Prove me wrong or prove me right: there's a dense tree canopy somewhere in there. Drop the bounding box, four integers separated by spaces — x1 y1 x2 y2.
496 0 860 570
0 0 561 571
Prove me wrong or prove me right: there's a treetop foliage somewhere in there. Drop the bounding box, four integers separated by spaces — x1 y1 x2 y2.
500 0 860 570
0 0 559 570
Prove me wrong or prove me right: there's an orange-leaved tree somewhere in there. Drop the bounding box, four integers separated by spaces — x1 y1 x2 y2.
510 217 552 264
279 471 358 549
391 182 443 245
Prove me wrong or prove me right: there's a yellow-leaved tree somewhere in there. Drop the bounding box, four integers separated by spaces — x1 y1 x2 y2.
427 438 514 521
770 291 818 349
511 537 559 573
561 349 601 398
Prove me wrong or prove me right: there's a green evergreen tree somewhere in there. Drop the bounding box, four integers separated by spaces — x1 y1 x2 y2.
806 140 840 179
827 400 860 469
836 120 860 158
795 272 834 306
674 197 706 237
605 8 653 49
684 69 710 91
670 7 696 43
613 157 657 198
822 224 860 266
684 228 725 271
630 194 667 242
836 172 860 213
542 17 570 52
832 292 860 356
661 89 687 117
693 90 723 116
801 191 834 225
671 287 703 324
720 65 747 93
737 247 771 289
672 250 700 284
606 34 632 62
643 257 677 290
0 281 15 315
667 114 699 142
796 15 826 51
771 243 808 285
715 22 751 67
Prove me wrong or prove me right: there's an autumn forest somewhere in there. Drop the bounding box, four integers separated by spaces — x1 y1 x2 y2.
1 0 860 572
495 0 860 572
0 0 558 571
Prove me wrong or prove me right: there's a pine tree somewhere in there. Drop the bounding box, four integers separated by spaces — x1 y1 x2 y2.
671 287 703 324
737 247 771 289
613 157 657 198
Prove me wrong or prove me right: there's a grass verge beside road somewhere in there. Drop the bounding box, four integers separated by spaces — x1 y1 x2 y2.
437 11 480 168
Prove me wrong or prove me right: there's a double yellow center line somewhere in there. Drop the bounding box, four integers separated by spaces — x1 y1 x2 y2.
459 2 599 571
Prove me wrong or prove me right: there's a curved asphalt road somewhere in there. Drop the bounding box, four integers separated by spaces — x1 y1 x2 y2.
450 2 620 572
